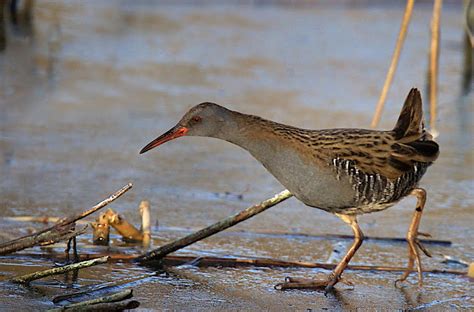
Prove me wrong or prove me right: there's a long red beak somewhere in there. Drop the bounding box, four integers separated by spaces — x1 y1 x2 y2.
140 126 188 154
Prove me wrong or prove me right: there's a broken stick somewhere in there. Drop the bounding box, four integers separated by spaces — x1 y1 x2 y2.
0 183 132 255
91 212 110 245
0 224 87 256
58 183 133 227
140 200 151 247
11 256 109 284
104 209 143 242
136 189 293 262
50 300 140 312
16 252 467 276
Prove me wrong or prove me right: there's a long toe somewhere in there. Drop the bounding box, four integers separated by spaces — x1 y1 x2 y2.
394 274 410 288
275 279 329 291
275 274 341 291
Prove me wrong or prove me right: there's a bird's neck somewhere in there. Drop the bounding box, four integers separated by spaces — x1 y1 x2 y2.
212 111 283 157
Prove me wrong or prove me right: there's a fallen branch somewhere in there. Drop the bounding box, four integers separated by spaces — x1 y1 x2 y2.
48 289 134 312
50 300 139 312
16 252 467 276
136 189 293 262
0 183 132 255
11 256 109 284
371 0 414 128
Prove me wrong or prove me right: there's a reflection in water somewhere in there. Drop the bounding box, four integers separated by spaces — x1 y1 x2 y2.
456 94 473 155
462 0 473 95
0 4 37 173
63 269 79 287
9 0 34 38
462 32 473 95
0 0 6 51
45 19 61 83
325 289 349 311
0 0 35 52
398 285 423 309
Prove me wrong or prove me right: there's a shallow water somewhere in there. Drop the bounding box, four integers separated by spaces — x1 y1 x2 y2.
0 1 473 310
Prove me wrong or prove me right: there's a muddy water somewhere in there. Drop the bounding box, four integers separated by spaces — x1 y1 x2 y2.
0 1 473 310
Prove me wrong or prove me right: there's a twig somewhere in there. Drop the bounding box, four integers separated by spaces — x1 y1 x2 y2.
371 0 415 128
428 0 442 137
3 216 86 224
140 200 151 248
10 256 109 284
48 289 134 312
0 224 87 256
55 183 133 229
136 189 293 262
0 183 132 255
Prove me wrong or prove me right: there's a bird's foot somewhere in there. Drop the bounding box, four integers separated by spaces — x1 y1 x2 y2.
274 273 352 294
395 231 432 288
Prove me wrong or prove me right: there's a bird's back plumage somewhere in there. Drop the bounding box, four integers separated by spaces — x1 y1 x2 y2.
229 88 439 214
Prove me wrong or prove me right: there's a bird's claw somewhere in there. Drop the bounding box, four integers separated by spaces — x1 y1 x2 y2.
394 277 407 288
396 231 433 287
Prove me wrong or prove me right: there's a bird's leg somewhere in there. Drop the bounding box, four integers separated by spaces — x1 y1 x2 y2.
396 188 431 287
275 214 364 292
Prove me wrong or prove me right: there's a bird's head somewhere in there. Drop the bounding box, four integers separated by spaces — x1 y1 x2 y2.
140 102 231 154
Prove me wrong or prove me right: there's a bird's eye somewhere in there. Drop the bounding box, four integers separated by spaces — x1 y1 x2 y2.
192 116 202 122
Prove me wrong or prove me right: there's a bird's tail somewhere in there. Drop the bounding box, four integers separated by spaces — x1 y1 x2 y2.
389 88 439 168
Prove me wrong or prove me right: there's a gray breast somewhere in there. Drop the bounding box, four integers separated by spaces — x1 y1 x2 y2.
242 140 357 211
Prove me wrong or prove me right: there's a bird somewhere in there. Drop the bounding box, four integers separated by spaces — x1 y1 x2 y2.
140 88 439 292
